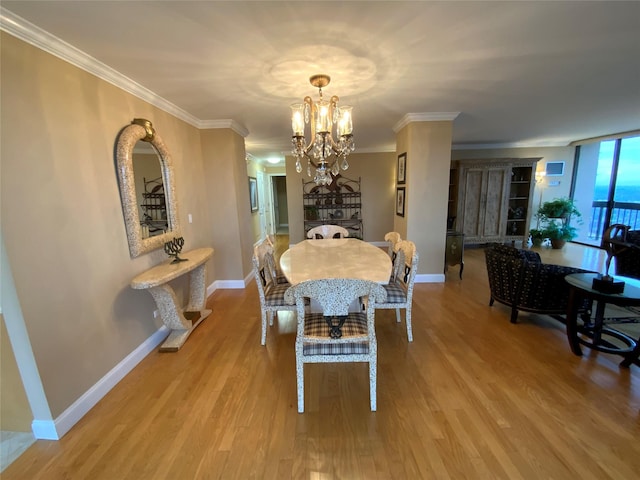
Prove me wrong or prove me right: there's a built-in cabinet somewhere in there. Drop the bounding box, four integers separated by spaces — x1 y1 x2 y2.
302 175 363 239
451 158 539 245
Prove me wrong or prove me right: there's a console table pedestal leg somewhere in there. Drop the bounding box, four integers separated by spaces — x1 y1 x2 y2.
147 267 211 352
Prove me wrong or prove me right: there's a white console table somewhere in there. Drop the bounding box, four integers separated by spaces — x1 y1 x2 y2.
131 247 214 352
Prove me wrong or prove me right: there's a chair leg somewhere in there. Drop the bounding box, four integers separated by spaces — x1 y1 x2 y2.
261 311 268 346
296 355 304 413
405 306 413 342
489 296 495 306
369 359 377 412
510 307 519 324
395 308 401 323
268 311 274 326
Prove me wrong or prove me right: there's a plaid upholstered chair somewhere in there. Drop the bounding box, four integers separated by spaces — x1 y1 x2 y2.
284 278 387 413
306 224 349 239
484 243 593 323
252 240 294 345
375 240 419 342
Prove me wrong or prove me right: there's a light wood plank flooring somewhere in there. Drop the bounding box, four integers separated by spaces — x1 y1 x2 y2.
4 239 640 479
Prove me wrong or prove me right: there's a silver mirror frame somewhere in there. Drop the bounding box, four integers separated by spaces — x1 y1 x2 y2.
116 119 180 258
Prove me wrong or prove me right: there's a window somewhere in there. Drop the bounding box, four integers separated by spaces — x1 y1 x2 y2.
573 135 640 246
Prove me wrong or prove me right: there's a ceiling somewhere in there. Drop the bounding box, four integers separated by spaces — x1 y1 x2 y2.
2 1 639 166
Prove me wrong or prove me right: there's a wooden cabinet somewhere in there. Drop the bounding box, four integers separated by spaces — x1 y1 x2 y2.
447 167 458 230
445 231 465 278
452 158 539 245
302 175 363 239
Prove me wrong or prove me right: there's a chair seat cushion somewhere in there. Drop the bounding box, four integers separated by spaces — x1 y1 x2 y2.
302 312 369 355
382 281 407 303
264 282 290 306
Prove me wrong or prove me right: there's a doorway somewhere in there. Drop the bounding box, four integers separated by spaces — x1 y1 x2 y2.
271 176 289 235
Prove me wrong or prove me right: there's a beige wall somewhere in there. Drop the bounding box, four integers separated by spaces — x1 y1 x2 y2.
1 314 32 432
285 152 395 243
200 128 252 281
397 121 453 276
0 33 244 421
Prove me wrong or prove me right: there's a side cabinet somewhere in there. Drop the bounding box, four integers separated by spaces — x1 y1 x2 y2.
454 158 539 245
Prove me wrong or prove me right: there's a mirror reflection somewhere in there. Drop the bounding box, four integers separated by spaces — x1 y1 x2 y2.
133 141 167 238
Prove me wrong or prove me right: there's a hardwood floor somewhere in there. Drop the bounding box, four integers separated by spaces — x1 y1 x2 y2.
5 239 640 479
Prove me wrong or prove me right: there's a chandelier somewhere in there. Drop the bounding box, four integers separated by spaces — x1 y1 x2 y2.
290 74 355 185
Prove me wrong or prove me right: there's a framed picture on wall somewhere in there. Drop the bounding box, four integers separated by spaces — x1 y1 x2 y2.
397 152 407 184
248 176 258 212
396 187 405 217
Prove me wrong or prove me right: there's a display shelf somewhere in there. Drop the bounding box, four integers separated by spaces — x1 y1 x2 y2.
302 174 363 239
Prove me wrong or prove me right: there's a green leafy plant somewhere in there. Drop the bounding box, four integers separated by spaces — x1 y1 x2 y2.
536 197 581 221
542 222 577 241
529 228 546 246
535 197 582 248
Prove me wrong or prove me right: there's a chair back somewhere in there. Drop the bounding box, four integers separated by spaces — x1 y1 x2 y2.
253 239 278 287
384 231 402 257
286 278 386 317
306 224 349 239
394 240 418 288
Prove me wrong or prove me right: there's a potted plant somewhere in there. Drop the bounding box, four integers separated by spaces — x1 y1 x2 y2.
529 228 546 247
542 222 578 249
536 197 582 249
536 197 581 222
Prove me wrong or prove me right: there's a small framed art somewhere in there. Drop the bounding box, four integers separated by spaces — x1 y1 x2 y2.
396 187 405 217
248 176 258 212
397 152 407 184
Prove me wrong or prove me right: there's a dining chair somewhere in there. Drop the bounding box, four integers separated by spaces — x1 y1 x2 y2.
263 236 288 284
375 240 419 342
252 241 294 346
306 224 349 239
384 231 402 258
284 278 387 413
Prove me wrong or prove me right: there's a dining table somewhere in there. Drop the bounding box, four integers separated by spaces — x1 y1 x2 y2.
279 238 392 285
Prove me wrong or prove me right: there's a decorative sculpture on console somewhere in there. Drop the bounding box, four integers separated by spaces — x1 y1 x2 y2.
593 224 628 293
164 236 188 263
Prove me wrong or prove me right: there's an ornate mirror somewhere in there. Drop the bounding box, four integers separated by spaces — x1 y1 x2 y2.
116 119 180 257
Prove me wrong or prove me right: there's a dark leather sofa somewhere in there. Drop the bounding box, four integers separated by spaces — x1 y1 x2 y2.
484 244 593 323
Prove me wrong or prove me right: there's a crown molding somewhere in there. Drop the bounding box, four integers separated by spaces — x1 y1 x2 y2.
569 129 640 146
393 112 460 132
0 7 239 133
198 119 249 137
452 140 570 150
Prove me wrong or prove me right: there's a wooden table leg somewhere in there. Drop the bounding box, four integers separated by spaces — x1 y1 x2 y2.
566 287 584 356
620 341 640 368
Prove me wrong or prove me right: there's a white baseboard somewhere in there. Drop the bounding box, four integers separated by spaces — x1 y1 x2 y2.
31 420 59 440
210 279 245 290
415 273 445 283
33 326 170 440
